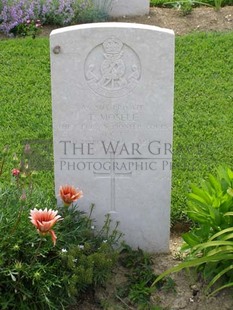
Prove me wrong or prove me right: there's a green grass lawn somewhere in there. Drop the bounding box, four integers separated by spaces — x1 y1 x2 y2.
0 31 233 223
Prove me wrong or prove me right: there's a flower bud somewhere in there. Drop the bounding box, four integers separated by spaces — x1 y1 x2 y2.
12 168 20 177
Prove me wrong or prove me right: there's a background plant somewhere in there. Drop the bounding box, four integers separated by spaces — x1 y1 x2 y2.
161 0 212 15
152 166 233 296
0 149 121 309
214 0 223 10
8 18 42 38
93 0 113 14
0 0 111 36
72 0 110 24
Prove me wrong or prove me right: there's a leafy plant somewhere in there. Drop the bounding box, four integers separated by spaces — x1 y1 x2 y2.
163 0 212 16
178 0 194 15
117 245 157 308
152 166 233 296
0 148 121 309
93 0 113 14
73 0 110 24
10 18 42 38
214 0 223 10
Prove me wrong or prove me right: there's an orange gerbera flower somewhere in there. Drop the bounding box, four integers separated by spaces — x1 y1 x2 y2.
59 185 83 206
29 208 62 246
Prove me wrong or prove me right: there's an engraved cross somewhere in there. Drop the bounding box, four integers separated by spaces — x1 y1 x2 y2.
94 153 132 213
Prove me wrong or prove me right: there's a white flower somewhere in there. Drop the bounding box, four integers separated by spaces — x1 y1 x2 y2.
78 245 84 250
91 225 95 230
61 248 67 253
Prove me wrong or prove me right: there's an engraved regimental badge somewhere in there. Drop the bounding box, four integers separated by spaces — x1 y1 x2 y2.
84 37 141 98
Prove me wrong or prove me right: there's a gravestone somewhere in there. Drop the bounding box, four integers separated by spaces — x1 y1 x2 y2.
94 0 150 17
50 23 174 252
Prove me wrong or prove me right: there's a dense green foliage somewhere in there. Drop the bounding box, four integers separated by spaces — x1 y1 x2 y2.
153 166 233 295
0 32 233 223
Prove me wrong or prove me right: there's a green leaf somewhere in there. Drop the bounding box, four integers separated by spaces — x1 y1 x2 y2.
220 179 230 192
227 187 233 197
182 232 200 247
217 166 232 185
151 254 233 287
224 212 233 217
187 200 208 215
227 167 233 181
219 199 233 214
189 185 212 205
207 204 217 221
207 246 233 257
209 282 233 297
208 174 222 194
209 227 233 241
193 240 233 253
186 210 210 223
222 233 233 241
206 264 233 292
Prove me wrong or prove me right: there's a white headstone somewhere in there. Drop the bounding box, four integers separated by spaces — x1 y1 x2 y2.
94 0 150 17
50 23 174 253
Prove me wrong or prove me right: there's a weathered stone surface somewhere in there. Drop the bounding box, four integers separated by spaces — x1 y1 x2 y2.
108 0 150 17
50 23 174 252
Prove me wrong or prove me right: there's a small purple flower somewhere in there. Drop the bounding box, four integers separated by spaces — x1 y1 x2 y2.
0 0 95 35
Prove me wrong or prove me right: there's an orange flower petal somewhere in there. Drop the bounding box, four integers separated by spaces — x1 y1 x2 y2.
29 208 62 245
49 230 57 246
59 185 83 206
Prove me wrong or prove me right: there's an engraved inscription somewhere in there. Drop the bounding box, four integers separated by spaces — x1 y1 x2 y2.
84 37 141 98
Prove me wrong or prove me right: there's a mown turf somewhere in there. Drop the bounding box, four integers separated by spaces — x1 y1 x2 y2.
0 31 233 222
173 31 233 221
0 37 53 191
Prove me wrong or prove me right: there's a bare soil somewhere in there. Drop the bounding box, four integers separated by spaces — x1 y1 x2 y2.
37 6 233 37
75 233 233 310
113 6 233 35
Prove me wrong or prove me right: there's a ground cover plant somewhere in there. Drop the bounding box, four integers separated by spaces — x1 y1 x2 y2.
0 149 121 309
0 31 233 223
